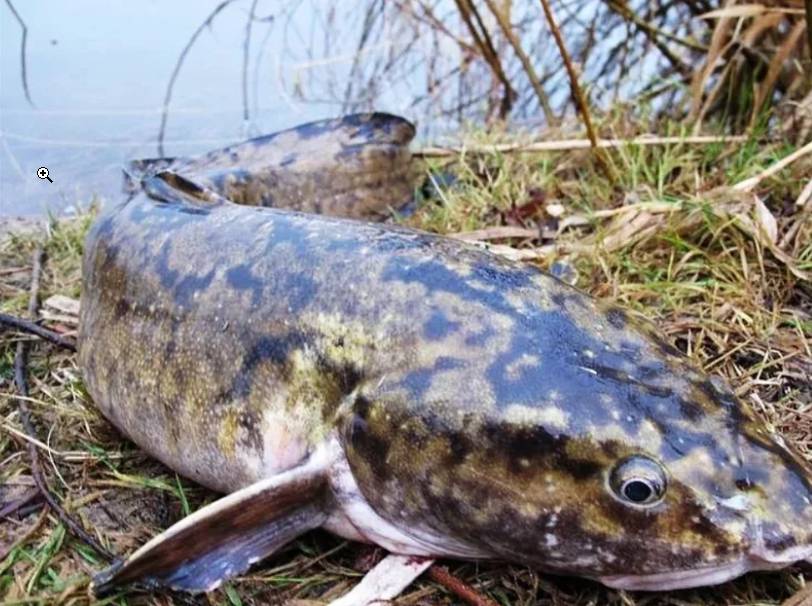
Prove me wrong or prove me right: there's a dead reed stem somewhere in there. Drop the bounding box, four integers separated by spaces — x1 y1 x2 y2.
481 0 557 124
536 0 614 182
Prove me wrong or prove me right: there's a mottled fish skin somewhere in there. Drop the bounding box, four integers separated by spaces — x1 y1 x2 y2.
123 112 416 219
79 114 812 590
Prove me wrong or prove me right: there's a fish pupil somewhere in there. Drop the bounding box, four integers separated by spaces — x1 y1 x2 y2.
623 480 653 502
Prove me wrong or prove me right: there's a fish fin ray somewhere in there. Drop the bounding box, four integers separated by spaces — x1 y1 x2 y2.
92 458 329 596
141 171 226 211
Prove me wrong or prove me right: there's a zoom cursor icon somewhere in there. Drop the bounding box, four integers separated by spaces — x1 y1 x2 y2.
37 167 53 183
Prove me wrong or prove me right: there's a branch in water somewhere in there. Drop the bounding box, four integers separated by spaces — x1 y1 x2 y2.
242 0 262 129
3 0 35 106
157 0 239 156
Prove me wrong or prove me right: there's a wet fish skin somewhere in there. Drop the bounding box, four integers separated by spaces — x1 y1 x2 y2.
79 113 812 595
123 112 416 219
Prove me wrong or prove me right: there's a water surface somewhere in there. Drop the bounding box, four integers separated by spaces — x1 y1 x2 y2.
0 0 438 216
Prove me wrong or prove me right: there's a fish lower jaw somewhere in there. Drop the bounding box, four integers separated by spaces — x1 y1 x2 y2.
596 546 812 592
747 543 812 567
596 560 751 591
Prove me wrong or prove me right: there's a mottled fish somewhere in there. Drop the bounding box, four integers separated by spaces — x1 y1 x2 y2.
79 113 812 601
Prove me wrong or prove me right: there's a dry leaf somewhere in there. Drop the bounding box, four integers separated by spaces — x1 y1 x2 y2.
585 210 667 253
754 196 778 242
690 10 784 130
780 582 812 606
546 203 565 218
39 310 80 327
752 20 806 126
705 189 811 281
480 243 555 261
699 4 769 19
451 226 538 241
796 177 812 208
43 294 81 317
689 4 737 122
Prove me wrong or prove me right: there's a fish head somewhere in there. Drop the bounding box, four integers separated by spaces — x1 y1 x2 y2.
588 381 812 590
341 285 812 591
457 395 812 591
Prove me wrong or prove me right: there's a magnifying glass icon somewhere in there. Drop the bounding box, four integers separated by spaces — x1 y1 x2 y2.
37 167 53 183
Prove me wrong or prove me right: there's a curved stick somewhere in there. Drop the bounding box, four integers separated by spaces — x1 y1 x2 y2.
0 311 77 351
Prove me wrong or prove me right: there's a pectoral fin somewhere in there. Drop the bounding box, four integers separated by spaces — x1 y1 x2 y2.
143 171 226 209
92 457 330 597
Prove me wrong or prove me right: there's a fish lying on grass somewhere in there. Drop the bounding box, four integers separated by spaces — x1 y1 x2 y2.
78 113 812 603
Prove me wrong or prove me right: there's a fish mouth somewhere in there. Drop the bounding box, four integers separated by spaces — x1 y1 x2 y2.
597 547 812 592
596 559 755 592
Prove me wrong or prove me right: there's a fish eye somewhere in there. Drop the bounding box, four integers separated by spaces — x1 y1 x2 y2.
609 456 666 506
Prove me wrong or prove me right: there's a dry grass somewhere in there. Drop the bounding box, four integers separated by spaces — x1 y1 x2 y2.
2 114 812 605
272 0 812 134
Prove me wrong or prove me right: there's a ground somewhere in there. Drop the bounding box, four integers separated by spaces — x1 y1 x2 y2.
1 119 811 605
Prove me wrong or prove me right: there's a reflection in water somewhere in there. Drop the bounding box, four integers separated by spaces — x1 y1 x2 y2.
1 1 352 216
0 0 724 217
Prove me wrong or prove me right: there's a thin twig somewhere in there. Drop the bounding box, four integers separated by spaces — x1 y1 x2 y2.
427 565 500 606
465 0 518 120
733 140 812 192
611 0 707 51
250 12 275 122
781 580 812 606
414 134 751 157
605 0 693 75
0 312 77 351
0 488 41 520
453 0 517 119
536 0 614 182
0 507 48 562
481 0 556 124
400 0 477 54
796 176 812 208
13 245 114 563
15 501 46 519
242 0 261 127
806 0 812 66
342 0 383 112
157 0 239 156
2 0 34 106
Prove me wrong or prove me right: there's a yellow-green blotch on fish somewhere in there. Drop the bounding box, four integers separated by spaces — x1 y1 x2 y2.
79 113 812 602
